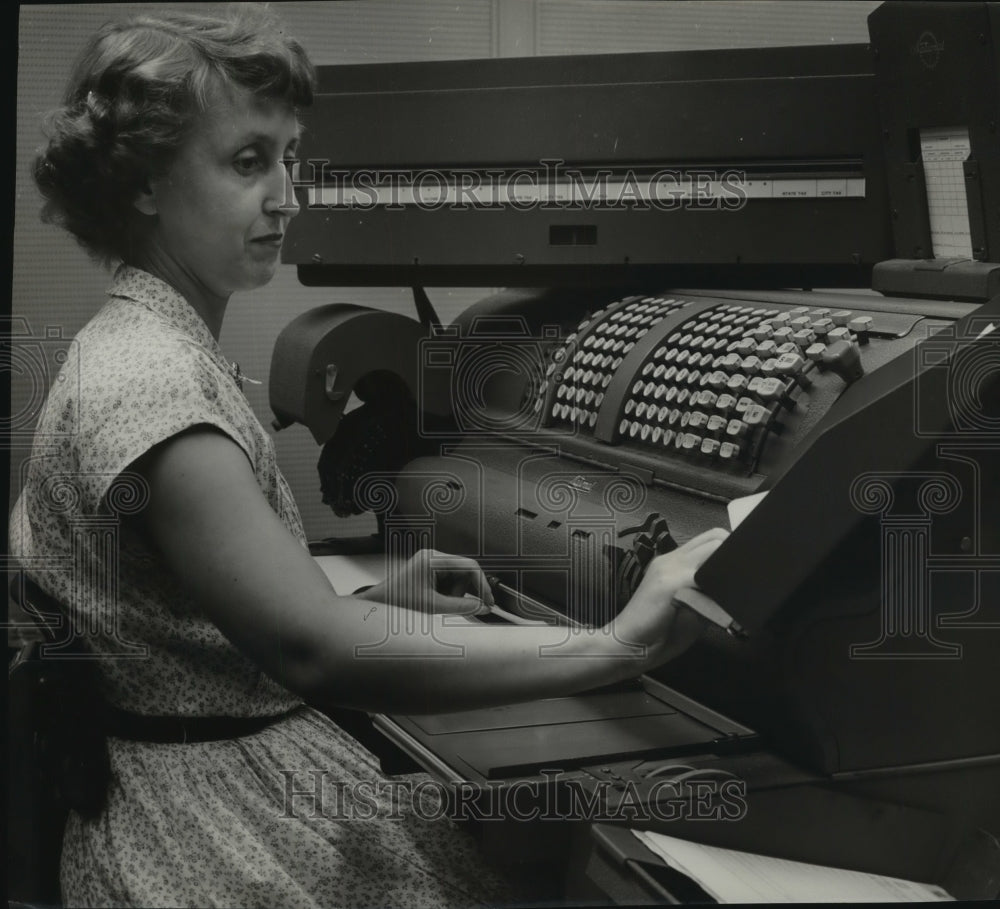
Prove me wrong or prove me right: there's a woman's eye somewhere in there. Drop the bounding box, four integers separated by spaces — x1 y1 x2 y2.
233 153 263 175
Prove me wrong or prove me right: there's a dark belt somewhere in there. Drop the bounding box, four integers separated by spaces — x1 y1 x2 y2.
104 705 300 744
46 706 301 818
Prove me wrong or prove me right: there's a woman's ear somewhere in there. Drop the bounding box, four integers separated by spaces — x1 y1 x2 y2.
133 178 157 216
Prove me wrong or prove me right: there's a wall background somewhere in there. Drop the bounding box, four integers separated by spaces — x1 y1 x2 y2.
11 0 879 541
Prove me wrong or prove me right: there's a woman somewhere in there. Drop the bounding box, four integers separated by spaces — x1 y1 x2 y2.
11 5 728 907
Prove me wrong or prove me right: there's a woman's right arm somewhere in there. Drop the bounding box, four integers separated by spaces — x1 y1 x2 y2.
130 428 726 715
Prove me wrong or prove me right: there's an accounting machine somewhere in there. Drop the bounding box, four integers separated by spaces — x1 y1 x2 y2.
270 1 1000 897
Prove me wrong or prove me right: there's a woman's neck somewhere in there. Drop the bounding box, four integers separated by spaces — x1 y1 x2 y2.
129 249 229 341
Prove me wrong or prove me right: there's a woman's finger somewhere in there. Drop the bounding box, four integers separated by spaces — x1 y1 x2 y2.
430 592 491 615
430 556 495 607
680 537 727 566
677 527 730 551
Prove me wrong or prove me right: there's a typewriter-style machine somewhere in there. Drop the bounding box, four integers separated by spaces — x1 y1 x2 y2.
270 2 1000 900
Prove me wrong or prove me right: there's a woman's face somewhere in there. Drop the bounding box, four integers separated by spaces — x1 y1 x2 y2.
138 85 301 299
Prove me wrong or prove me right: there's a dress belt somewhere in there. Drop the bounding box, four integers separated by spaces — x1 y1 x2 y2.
104 705 300 743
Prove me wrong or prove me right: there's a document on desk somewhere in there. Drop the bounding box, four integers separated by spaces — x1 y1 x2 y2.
313 554 386 594
727 491 768 531
632 830 954 902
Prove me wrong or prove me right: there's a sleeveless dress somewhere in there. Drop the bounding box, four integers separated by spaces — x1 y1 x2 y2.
9 266 518 908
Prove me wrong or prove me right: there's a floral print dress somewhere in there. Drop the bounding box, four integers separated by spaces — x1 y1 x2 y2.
9 266 517 908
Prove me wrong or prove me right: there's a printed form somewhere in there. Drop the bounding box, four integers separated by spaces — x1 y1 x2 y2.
632 829 954 903
919 127 973 259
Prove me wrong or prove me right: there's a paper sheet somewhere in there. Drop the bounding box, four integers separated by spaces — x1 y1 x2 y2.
727 491 768 530
313 554 387 594
633 830 953 903
919 127 973 259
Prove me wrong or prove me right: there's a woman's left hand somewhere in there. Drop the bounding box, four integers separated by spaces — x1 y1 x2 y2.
360 549 495 615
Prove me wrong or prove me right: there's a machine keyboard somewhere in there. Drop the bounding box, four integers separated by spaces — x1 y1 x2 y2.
534 294 878 478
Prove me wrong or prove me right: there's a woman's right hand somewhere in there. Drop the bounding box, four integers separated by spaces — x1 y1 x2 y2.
359 548 495 616
611 527 730 669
